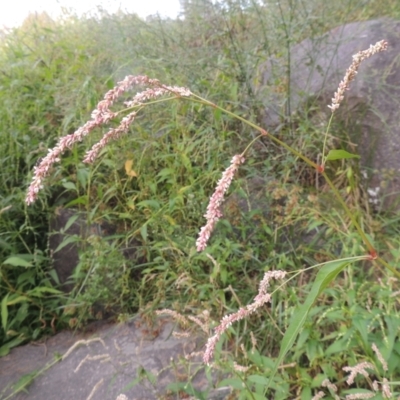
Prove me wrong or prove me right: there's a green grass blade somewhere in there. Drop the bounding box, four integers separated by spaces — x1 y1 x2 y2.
267 260 350 392
1 293 9 332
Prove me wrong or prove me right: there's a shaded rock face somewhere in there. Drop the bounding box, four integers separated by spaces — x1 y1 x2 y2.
223 176 339 259
0 318 230 400
259 18 400 211
49 208 144 293
49 208 90 292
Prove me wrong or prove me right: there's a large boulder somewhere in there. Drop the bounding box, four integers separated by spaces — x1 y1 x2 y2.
0 318 230 400
258 18 400 211
49 208 144 293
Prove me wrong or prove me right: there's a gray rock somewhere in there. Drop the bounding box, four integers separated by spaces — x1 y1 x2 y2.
258 18 400 211
223 176 335 255
0 318 230 400
49 208 144 293
49 208 90 292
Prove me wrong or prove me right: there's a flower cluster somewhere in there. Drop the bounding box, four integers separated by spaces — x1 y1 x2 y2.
196 154 245 251
26 75 191 205
203 270 286 364
328 40 388 112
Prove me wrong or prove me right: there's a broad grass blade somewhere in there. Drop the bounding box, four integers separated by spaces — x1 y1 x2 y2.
268 260 350 392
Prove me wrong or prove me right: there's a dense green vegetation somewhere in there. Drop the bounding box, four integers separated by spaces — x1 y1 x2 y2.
1 0 400 398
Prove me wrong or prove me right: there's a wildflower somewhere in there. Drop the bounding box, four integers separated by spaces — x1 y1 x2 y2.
188 315 209 334
203 270 286 364
343 362 374 385
345 393 374 399
311 392 325 400
26 75 191 205
124 85 191 108
196 154 245 251
233 362 250 373
371 342 388 371
320 379 340 400
322 378 338 393
173 331 191 339
382 378 392 399
185 351 205 360
250 331 257 354
328 40 388 112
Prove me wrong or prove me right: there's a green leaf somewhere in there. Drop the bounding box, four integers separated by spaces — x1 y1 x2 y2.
326 149 360 161
136 200 161 211
179 153 192 172
268 260 350 390
140 224 148 241
248 375 270 385
10 370 38 393
63 214 80 231
1 294 9 331
0 335 27 357
384 315 399 357
250 393 268 400
122 376 141 392
353 317 369 348
301 387 312 400
0 345 10 357
27 287 62 297
53 236 79 253
3 256 32 267
143 368 157 386
214 107 222 122
325 334 353 355
77 167 89 187
6 295 30 306
62 181 77 190
65 196 88 206
156 168 175 180
219 377 246 390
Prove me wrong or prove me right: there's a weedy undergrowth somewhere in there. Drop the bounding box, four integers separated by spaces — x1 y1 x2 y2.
24 39 400 399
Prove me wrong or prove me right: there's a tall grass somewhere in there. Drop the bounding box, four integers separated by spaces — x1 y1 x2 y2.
1 1 400 398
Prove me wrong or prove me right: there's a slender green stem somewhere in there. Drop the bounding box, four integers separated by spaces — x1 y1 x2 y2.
276 255 372 289
189 94 320 169
2 355 61 400
232 369 256 400
322 171 374 253
377 257 400 279
118 96 174 115
125 92 384 268
241 134 265 155
322 113 334 162
186 93 381 260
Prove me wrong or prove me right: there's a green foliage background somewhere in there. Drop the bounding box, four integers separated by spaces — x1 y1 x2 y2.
1 0 400 397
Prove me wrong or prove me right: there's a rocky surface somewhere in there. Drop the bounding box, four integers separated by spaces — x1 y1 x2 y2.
259 18 400 211
49 208 144 293
0 318 230 400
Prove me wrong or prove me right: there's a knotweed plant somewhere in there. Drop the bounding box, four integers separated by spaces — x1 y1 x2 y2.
311 347 393 400
26 40 399 398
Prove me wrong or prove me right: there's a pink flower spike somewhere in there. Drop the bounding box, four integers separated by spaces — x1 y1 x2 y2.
196 154 245 251
343 362 374 385
83 112 137 163
25 75 192 205
203 269 286 364
328 40 387 112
